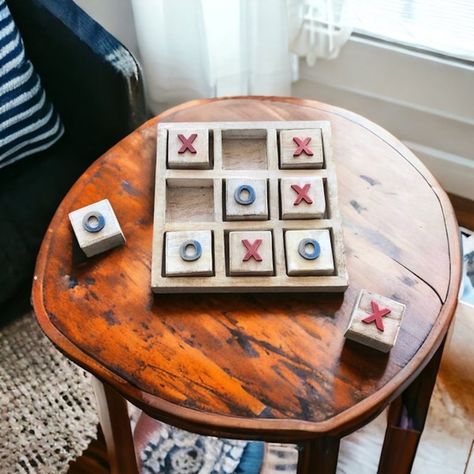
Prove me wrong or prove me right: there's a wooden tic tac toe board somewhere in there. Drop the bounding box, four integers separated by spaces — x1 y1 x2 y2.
151 121 348 293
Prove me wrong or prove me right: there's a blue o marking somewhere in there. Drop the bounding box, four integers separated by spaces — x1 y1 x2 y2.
298 238 320 260
234 184 256 206
82 211 106 233
179 240 202 261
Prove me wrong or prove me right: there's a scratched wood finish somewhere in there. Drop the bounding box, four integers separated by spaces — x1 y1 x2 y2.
32 97 461 441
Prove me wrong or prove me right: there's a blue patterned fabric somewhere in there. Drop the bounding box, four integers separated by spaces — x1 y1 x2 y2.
0 0 63 168
235 441 264 473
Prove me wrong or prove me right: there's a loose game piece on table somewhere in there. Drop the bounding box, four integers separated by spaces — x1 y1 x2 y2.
285 229 334 276
167 128 210 169
165 230 213 277
228 230 274 276
151 120 347 293
68 199 125 257
280 177 326 219
225 178 268 220
279 128 324 169
344 289 406 352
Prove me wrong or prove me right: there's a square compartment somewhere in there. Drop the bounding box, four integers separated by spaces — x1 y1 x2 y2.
279 177 328 220
222 129 267 169
284 228 335 276
166 179 214 222
167 129 213 169
224 229 275 276
278 128 324 169
163 230 214 277
224 178 269 221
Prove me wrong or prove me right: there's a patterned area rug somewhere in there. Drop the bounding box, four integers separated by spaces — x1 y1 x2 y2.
130 407 250 474
136 422 248 473
0 313 98 473
141 430 244 474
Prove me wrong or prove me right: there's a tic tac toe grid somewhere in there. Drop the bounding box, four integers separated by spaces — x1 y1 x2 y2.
151 121 348 293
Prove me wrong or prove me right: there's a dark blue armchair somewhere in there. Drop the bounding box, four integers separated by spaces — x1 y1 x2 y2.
0 0 147 325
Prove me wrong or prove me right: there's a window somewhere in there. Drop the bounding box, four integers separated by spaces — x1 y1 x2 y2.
354 0 474 62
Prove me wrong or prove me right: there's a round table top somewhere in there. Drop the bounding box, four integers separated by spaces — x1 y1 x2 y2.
32 97 461 441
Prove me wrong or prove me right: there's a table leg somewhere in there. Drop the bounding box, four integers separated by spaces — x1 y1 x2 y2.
297 437 340 474
378 337 446 474
92 376 138 474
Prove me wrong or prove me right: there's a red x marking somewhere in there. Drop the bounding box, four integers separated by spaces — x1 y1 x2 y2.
242 239 262 262
362 300 391 332
291 184 313 205
293 137 313 157
178 133 198 153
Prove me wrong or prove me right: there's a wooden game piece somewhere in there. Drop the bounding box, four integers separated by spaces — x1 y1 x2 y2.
165 230 213 277
229 231 273 276
168 129 210 169
69 199 125 257
285 229 334 276
344 290 406 352
280 177 326 219
279 129 323 169
225 178 268 221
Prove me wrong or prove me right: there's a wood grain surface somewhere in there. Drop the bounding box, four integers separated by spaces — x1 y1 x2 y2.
32 97 461 442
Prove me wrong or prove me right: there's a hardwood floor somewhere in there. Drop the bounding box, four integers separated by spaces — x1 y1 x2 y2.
448 193 474 230
68 193 473 474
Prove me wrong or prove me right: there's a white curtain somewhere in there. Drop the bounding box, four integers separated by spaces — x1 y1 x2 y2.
289 0 354 66
131 0 353 113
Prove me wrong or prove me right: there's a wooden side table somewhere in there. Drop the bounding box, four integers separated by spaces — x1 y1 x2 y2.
32 97 461 473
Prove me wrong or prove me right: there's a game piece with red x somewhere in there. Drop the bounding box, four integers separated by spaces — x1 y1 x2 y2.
228 231 274 276
167 128 210 169
280 177 326 219
279 129 324 169
344 290 406 352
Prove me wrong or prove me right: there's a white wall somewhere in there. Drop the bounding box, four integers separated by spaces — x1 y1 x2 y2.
73 0 139 57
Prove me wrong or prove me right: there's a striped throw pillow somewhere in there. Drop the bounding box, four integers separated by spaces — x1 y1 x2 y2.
0 0 63 169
